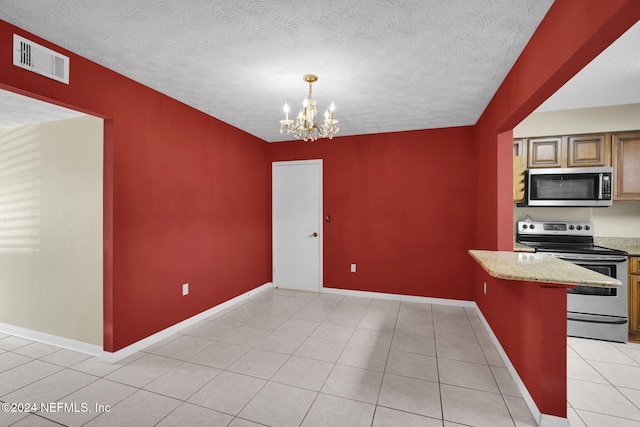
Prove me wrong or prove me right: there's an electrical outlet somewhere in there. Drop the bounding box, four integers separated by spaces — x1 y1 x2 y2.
182 283 189 296
483 282 487 295
351 264 356 273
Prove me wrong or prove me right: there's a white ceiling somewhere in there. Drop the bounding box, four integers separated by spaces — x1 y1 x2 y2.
0 1 637 140
537 20 640 112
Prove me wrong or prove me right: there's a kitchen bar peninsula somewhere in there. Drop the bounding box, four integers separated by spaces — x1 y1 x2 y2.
469 250 621 427
469 250 622 287
513 241 535 253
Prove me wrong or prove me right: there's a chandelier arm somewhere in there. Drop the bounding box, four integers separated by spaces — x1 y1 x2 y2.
313 123 328 137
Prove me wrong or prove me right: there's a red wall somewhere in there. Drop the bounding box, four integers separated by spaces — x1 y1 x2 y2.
475 269 570 417
473 0 640 418
0 21 272 352
268 127 477 301
1 6 638 400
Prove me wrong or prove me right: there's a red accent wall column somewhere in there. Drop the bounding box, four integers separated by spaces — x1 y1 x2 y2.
538 285 569 417
476 268 570 417
496 130 514 251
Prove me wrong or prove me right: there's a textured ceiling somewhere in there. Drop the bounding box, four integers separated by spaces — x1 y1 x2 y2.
2 0 618 141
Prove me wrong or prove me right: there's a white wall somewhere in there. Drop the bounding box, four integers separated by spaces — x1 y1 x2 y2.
0 115 103 346
514 205 640 238
513 103 640 238
514 103 640 138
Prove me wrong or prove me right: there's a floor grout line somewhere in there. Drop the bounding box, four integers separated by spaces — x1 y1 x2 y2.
5 289 640 426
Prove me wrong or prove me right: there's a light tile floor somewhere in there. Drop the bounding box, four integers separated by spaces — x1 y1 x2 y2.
567 336 640 426
0 288 637 426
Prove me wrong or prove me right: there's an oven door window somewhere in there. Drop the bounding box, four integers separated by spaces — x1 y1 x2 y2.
567 264 617 296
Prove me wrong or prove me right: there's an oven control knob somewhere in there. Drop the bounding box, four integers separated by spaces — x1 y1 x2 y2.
585 225 590 231
530 224 535 229
522 224 528 229
576 225 582 230
568 225 575 230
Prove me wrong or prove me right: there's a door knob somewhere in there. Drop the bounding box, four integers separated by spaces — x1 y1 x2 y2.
308 232 318 237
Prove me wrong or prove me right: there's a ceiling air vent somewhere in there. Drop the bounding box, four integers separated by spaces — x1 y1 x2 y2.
13 34 69 84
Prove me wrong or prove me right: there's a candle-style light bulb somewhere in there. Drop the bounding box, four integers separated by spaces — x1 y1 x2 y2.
324 110 329 120
329 102 335 120
283 103 290 120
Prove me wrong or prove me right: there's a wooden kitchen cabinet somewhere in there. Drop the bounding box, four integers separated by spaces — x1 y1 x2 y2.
613 132 640 202
567 134 610 167
514 129 639 204
629 257 640 335
513 139 527 166
527 136 564 168
525 133 610 168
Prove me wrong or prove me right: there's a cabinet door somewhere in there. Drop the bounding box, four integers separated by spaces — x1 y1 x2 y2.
513 139 527 167
613 132 640 201
631 257 640 275
567 134 610 167
528 137 565 168
630 274 640 333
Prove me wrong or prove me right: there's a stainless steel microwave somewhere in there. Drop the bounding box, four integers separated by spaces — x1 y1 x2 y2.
523 166 613 207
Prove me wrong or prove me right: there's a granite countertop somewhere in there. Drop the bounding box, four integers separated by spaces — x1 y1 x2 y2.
595 237 640 257
468 250 622 287
513 241 535 253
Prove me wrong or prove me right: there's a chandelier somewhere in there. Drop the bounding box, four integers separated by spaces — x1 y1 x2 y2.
279 74 339 142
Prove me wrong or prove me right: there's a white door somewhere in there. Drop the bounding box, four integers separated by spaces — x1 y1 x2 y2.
273 160 322 292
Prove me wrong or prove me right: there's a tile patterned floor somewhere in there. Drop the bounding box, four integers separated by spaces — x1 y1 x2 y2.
567 336 640 426
0 288 638 426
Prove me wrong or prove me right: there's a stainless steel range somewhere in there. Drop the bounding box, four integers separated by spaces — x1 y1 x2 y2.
516 218 628 342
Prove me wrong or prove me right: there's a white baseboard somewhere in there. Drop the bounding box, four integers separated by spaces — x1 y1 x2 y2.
0 323 103 357
539 414 570 427
0 282 567 427
474 306 569 427
103 282 274 363
320 286 476 307
0 282 274 363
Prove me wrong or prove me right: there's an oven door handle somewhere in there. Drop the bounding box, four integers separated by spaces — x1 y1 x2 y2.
551 254 628 263
568 314 627 325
